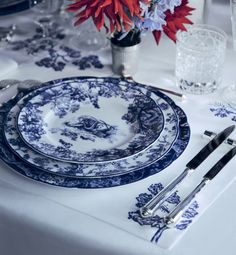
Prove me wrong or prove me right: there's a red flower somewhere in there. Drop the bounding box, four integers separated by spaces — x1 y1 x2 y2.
66 0 142 33
152 0 195 44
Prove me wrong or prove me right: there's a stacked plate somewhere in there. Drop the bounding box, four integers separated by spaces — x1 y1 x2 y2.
0 0 41 16
0 77 190 188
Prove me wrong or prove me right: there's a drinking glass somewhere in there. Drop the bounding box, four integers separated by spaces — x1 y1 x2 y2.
30 0 63 37
68 18 109 52
0 1 42 44
57 0 108 52
175 24 227 94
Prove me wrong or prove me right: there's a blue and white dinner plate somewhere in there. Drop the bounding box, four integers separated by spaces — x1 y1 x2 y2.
0 0 41 16
5 77 178 178
17 78 166 163
0 77 190 188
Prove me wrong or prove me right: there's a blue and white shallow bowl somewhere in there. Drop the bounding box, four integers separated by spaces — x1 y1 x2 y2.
17 78 165 163
0 77 190 188
5 77 179 178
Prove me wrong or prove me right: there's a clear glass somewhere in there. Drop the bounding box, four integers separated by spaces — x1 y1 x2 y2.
57 1 108 52
175 24 227 94
68 19 109 53
0 1 42 45
30 0 63 37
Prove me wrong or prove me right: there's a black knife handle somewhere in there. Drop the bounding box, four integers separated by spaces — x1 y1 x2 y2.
186 125 235 169
203 130 236 147
204 146 236 180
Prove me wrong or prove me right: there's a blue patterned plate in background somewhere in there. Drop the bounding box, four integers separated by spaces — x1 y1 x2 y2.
5 77 178 178
0 0 41 16
17 78 165 164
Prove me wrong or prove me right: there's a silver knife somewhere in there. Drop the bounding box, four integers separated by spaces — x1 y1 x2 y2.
165 145 236 227
140 125 235 218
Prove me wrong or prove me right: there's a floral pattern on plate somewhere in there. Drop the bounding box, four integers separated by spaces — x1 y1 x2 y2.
1 105 190 188
5 77 180 178
1 77 190 188
17 78 165 163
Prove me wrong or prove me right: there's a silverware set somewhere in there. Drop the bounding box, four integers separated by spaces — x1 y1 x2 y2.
140 125 236 227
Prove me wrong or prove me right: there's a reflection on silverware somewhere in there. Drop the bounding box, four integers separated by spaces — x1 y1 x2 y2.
203 130 236 147
121 73 185 99
0 79 41 90
0 79 20 89
0 83 18 106
0 79 42 106
18 79 42 90
165 145 236 227
139 125 235 218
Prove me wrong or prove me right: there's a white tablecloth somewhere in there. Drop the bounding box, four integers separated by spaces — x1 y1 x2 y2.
0 3 236 255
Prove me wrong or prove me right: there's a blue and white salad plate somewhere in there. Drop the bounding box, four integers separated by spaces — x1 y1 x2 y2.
0 77 190 188
17 78 165 163
0 0 41 16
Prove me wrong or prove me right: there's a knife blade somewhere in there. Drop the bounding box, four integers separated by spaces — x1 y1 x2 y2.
140 125 235 218
165 145 236 227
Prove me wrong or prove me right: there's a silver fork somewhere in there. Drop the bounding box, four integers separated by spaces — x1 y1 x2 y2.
121 73 186 100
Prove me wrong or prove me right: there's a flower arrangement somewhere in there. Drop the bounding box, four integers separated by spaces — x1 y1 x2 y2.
66 0 194 47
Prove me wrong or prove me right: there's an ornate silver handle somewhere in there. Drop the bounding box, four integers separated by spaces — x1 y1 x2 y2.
164 178 210 227
139 167 193 218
